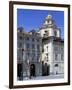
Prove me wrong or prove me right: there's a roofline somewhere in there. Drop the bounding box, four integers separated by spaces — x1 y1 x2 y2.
42 36 64 43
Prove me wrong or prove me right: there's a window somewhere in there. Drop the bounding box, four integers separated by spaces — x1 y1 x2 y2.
26 52 30 60
37 39 39 42
54 47 58 51
18 43 22 48
61 47 64 52
37 44 40 50
61 54 63 60
55 64 58 67
37 54 40 61
32 38 35 41
26 37 29 40
54 31 57 36
27 53 30 59
46 53 48 56
47 46 48 51
44 30 49 36
55 54 58 60
48 20 52 24
19 36 23 40
42 61 44 64
42 48 44 52
46 53 48 60
26 43 30 49
32 44 35 49
22 49 24 52
45 30 48 33
37 56 39 61
32 53 35 60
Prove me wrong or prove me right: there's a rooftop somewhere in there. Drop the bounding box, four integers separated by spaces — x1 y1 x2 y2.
17 27 41 37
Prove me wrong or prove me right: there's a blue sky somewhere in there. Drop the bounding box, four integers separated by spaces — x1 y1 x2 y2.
17 9 64 39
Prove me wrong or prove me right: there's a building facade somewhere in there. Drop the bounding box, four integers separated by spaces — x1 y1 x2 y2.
17 28 42 79
17 14 64 80
38 15 64 75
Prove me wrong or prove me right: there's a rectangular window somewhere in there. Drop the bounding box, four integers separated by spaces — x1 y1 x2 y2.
32 44 35 49
37 54 40 61
37 44 40 50
37 39 39 42
32 38 35 41
27 53 30 57
47 46 48 51
46 53 48 61
26 52 30 60
61 54 63 60
55 54 58 60
61 47 64 52
32 53 35 60
19 36 23 40
42 48 44 52
18 43 22 48
26 43 30 49
26 37 29 40
54 47 58 51
54 31 57 36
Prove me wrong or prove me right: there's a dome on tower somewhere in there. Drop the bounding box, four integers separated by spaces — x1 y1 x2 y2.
41 14 57 29
46 14 52 20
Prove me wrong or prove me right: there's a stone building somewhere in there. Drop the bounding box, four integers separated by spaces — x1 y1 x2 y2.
38 15 64 75
17 14 64 80
17 28 42 79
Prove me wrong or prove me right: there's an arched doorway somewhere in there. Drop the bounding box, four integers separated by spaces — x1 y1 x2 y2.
30 64 35 76
42 62 50 76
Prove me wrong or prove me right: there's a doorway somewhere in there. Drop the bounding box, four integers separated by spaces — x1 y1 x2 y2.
42 63 50 76
30 64 35 76
17 63 23 80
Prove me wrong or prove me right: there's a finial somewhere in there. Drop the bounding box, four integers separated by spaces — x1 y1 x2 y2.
46 14 52 20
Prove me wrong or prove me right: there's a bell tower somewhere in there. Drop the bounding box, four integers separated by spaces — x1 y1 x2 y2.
39 14 61 38
44 15 54 26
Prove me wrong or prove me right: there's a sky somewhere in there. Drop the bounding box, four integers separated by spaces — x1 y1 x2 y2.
17 9 64 39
